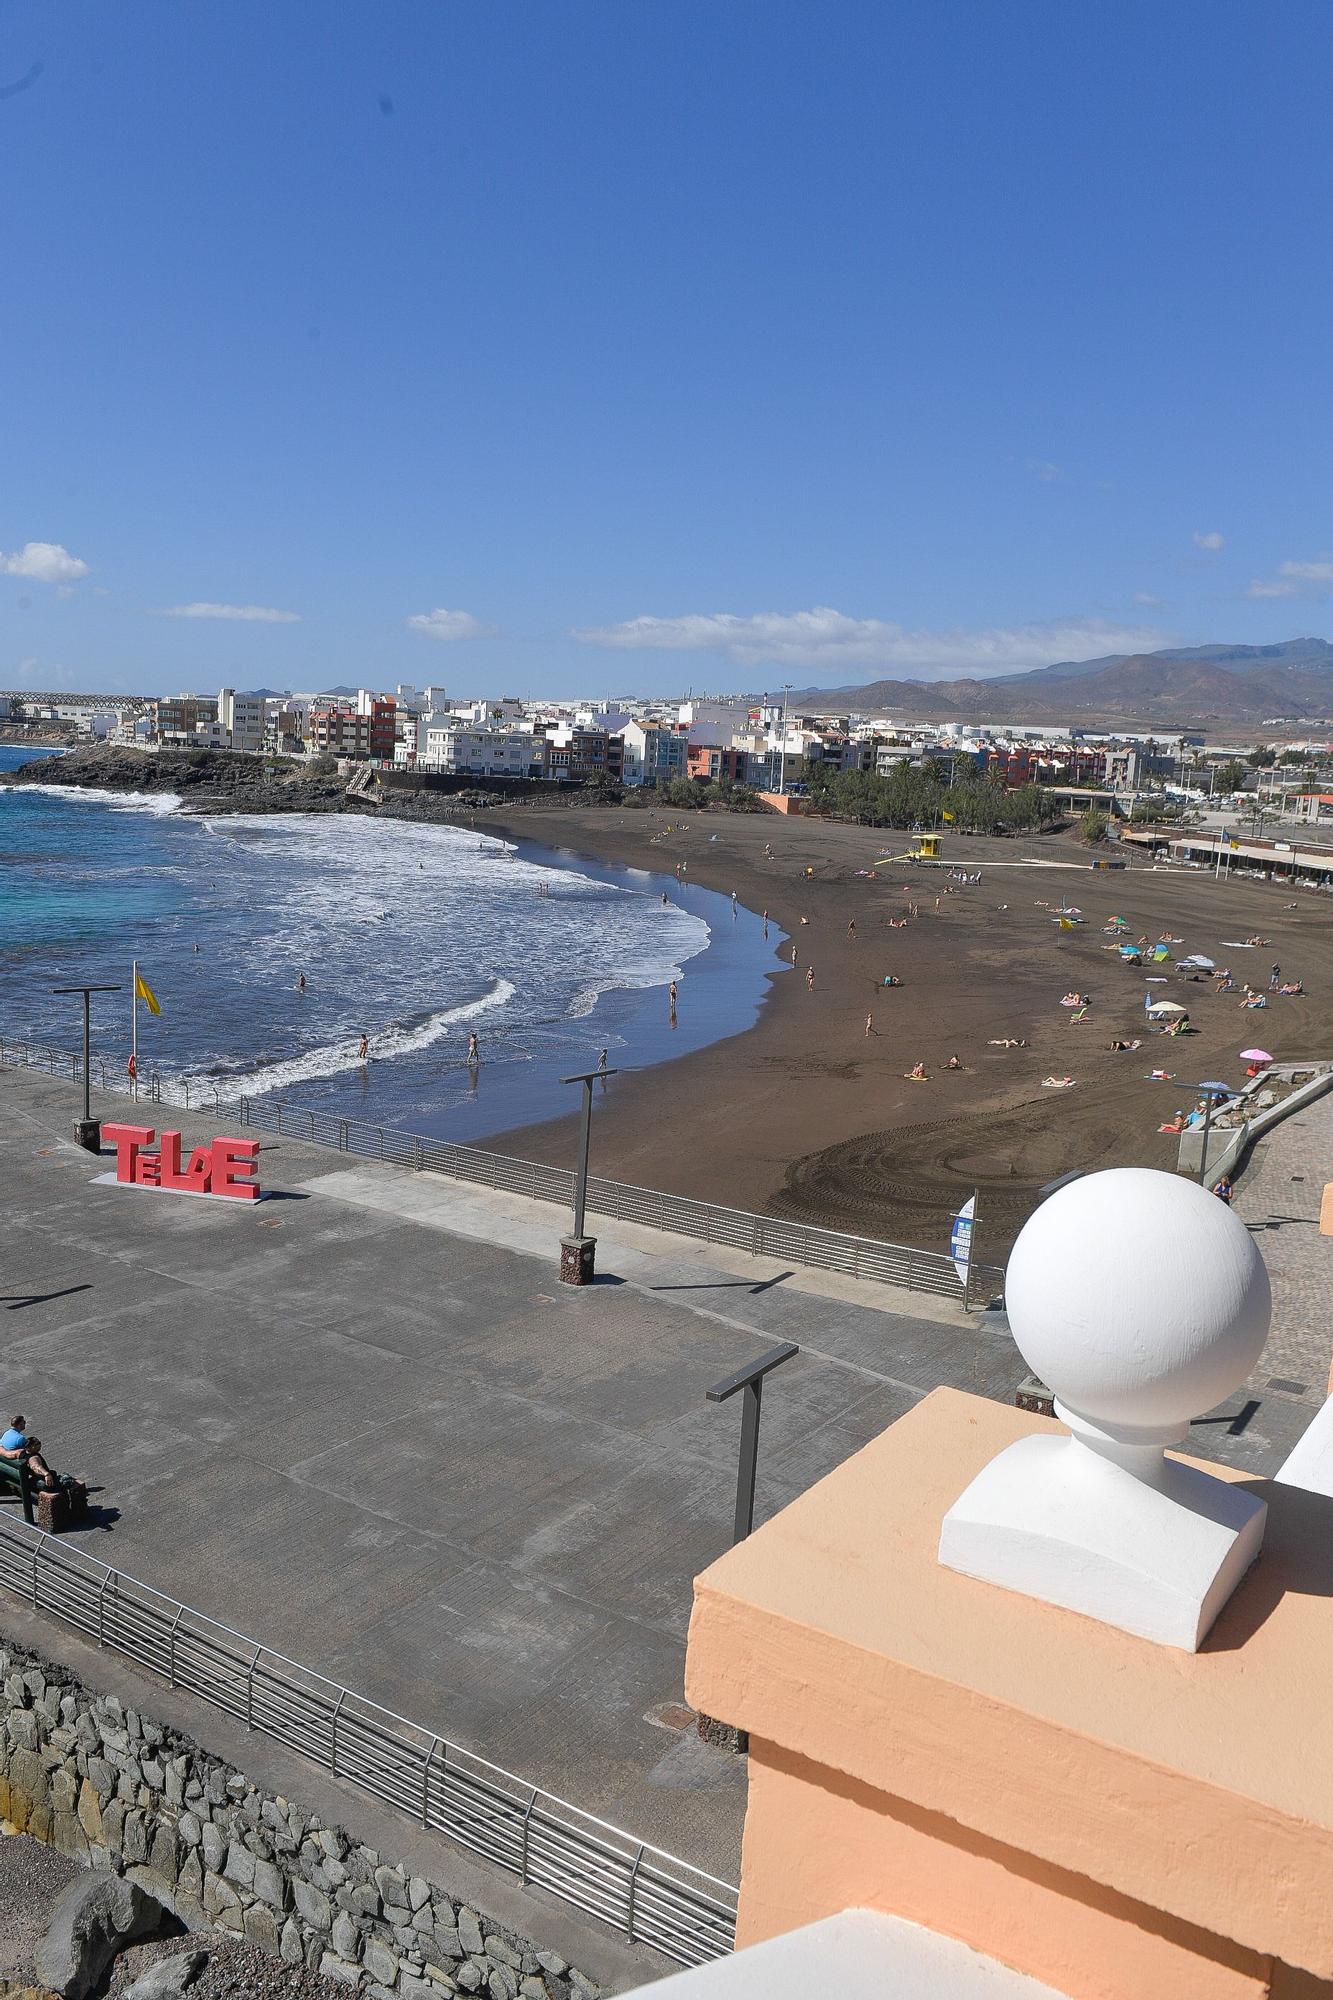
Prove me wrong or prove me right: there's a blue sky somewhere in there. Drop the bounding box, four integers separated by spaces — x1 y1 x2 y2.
4 1 1332 696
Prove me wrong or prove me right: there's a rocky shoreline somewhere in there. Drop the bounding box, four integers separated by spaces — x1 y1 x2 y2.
2 747 518 827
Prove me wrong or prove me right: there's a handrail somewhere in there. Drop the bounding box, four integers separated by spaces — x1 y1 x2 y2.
0 1516 736 1966
0 1034 1004 1305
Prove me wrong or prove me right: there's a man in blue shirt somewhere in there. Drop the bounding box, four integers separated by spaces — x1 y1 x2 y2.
0 1416 57 1491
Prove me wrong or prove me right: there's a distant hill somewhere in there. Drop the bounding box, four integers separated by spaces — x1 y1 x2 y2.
789 638 1333 729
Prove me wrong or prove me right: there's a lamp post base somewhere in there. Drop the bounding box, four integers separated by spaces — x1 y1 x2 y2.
560 1235 597 1285
72 1119 101 1155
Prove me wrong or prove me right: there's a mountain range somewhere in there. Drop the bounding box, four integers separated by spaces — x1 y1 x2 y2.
789 639 1333 732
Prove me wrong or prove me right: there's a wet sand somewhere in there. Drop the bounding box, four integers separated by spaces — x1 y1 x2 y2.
480 803 1333 1257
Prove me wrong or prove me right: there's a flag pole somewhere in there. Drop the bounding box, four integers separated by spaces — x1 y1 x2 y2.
131 959 138 1101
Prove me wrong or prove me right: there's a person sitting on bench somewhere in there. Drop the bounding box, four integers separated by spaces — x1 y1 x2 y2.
0 1416 59 1493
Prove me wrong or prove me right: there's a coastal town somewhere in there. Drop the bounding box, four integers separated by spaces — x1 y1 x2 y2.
6 679 1333 822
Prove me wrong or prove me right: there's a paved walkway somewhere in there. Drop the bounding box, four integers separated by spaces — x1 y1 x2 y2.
1226 1090 1333 1456
0 1069 1023 1889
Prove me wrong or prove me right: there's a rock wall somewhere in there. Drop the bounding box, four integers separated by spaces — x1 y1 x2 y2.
0 1640 599 2000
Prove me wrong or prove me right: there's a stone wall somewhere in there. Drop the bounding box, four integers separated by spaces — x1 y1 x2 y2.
0 1638 599 2000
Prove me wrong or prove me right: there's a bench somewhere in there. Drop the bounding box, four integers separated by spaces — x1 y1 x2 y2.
0 1456 88 1532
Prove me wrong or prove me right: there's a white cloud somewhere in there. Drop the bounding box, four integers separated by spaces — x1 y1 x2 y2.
571 608 1167 681
406 608 491 641
1133 592 1164 608
157 602 301 623
1192 531 1225 551
1026 458 1063 483
1247 558 1333 601
0 541 89 583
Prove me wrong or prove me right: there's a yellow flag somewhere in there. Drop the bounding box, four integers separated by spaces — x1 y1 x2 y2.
134 970 161 1016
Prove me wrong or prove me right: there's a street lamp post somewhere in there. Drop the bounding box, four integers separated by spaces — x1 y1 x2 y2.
706 1341 800 1543
558 1065 619 1284
696 1339 799 1753
51 983 122 1152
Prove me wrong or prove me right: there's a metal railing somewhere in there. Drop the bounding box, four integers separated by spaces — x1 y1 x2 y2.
0 1516 735 1966
0 1034 1004 1303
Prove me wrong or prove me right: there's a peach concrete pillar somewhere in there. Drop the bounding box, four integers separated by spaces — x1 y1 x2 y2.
686 1389 1333 2000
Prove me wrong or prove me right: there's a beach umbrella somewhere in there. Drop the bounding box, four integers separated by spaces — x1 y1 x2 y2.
1197 1081 1231 1095
1147 1000 1189 1015
1239 1047 1272 1063
1179 954 1215 971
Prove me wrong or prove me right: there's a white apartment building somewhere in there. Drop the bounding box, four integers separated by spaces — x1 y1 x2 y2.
447 698 528 729
620 718 687 786
217 688 265 752
421 724 535 777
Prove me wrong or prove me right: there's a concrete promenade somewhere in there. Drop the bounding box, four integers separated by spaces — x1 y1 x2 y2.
1232 1086 1333 1423
0 1068 1027 1887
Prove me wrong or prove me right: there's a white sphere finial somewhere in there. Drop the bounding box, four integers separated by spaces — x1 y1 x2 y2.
940 1167 1272 1651
1006 1167 1271 1443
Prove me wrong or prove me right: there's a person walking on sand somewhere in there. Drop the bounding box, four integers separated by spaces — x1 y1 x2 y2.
1270 961 1281 990
847 919 856 938
865 1011 874 1036
806 965 815 989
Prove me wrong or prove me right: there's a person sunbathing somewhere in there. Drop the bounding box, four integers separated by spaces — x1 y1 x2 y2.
1279 981 1304 995
947 1055 963 1070
1107 1037 1141 1052
1042 1075 1076 1088
988 1037 1028 1048
1060 991 1084 1006
1239 994 1267 1009
904 1062 928 1080
1158 1112 1186 1134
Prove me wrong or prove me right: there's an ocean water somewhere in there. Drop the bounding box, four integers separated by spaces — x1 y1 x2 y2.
0 746 781 1141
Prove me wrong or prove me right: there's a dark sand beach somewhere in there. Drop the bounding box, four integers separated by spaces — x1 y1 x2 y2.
479 802 1333 1257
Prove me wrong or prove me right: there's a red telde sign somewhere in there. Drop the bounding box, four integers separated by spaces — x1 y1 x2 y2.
102 1124 262 1200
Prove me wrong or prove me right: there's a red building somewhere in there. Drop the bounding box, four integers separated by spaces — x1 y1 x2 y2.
369 697 398 762
687 744 748 782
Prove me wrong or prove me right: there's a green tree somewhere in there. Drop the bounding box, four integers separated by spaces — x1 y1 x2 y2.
1079 807 1110 843
1213 759 1247 794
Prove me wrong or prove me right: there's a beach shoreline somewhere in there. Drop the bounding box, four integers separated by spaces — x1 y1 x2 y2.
471 802 1333 1256
10 745 1333 1254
